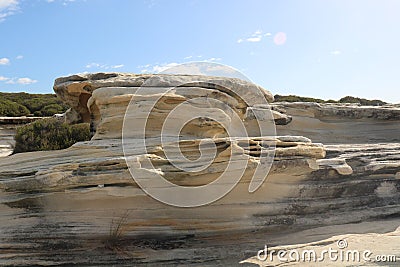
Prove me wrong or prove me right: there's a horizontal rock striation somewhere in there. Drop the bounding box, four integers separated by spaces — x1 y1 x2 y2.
273 102 400 144
0 73 399 265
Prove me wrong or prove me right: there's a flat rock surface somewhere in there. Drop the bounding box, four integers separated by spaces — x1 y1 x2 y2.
274 102 400 143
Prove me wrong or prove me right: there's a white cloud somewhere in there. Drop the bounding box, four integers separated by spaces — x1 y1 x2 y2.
16 55 23 59
85 62 124 70
0 57 10 65
0 75 9 81
237 30 271 44
3 76 38 84
330 50 341 55
205 57 221 62
141 62 246 78
140 58 222 74
62 0 76 6
145 0 156 8
183 55 203 60
111 64 124 69
86 62 101 68
141 62 198 74
152 62 179 73
138 56 222 74
16 77 37 84
46 0 77 6
0 0 19 22
246 37 261 42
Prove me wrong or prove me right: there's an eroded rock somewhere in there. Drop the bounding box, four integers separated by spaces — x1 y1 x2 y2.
274 102 400 143
0 73 399 265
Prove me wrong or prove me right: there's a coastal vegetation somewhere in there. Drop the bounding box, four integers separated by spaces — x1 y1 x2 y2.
274 95 387 106
0 92 68 117
13 118 90 153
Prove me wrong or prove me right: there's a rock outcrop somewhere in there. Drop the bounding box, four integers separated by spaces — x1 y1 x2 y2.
0 73 399 266
0 124 16 157
273 102 400 143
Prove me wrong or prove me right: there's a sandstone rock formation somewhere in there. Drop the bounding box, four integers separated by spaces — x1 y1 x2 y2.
0 124 16 157
0 73 399 266
273 102 400 143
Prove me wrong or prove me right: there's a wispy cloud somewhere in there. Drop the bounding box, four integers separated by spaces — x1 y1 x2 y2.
246 37 262 42
183 55 203 60
62 0 76 6
0 0 19 22
0 57 10 65
1 76 38 84
46 0 77 5
85 62 102 68
140 57 222 74
237 30 272 43
206 57 221 62
15 77 38 84
111 64 124 69
330 50 341 56
16 55 23 59
145 0 156 8
140 62 179 73
85 62 125 70
139 61 244 79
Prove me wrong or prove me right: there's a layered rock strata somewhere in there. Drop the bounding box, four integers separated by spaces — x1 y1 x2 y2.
273 102 400 143
0 73 399 266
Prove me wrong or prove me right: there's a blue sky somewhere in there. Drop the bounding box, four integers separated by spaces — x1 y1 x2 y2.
0 0 399 103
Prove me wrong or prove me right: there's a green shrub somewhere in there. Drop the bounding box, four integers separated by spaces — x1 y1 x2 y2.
274 94 330 103
0 92 69 116
339 96 387 106
0 99 30 116
13 118 90 153
34 103 66 116
274 94 386 106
